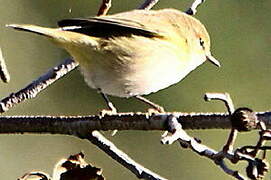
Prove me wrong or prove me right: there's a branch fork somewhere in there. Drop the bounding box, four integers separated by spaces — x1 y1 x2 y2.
161 93 271 180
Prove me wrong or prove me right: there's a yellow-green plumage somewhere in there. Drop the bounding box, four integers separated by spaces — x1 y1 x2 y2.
7 8 219 98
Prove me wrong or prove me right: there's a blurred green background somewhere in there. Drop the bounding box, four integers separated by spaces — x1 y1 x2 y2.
0 0 271 179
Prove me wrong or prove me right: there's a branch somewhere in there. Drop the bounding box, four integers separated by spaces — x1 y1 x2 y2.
204 93 234 114
0 47 10 83
0 58 78 113
161 93 271 179
97 0 112 16
88 131 166 180
138 0 159 10
161 115 246 180
186 0 205 15
0 111 271 135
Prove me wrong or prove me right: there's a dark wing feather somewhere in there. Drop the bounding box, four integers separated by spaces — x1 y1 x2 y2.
57 17 162 38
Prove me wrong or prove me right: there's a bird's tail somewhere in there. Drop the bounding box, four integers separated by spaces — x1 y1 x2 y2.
6 24 98 46
6 24 61 38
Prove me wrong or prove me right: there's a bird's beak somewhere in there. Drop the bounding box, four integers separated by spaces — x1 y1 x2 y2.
206 55 221 67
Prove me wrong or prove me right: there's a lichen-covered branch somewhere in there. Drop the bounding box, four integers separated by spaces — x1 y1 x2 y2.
88 131 166 180
0 111 271 135
0 112 227 135
0 58 78 113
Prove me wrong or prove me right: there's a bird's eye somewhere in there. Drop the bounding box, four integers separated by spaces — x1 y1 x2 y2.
199 38 205 49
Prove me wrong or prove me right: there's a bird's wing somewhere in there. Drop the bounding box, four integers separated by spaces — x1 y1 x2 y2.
57 16 163 38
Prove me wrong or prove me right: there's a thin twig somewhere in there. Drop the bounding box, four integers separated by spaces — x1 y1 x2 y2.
138 0 159 10
223 128 238 153
161 115 246 180
160 94 271 179
217 161 246 180
204 92 235 114
186 0 206 15
248 131 266 157
247 121 268 157
97 0 112 16
0 58 78 113
0 47 10 83
87 131 167 180
205 93 237 153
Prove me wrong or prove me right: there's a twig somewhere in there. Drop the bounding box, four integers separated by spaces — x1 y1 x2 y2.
246 119 267 157
87 131 167 180
161 115 246 180
217 161 245 180
160 93 271 179
138 0 159 10
204 92 234 114
0 58 78 113
205 93 238 153
97 0 112 16
186 0 205 15
0 47 10 83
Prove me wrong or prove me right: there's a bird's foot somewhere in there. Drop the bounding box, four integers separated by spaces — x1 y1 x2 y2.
99 106 117 117
98 102 118 136
99 91 118 117
99 108 118 136
147 107 165 115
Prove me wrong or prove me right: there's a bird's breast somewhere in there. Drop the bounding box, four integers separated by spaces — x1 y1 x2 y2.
68 36 205 97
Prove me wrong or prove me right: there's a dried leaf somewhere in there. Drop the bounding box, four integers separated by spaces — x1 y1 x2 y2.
53 152 104 180
19 152 104 180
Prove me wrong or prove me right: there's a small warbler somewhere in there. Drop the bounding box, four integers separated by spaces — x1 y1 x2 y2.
7 8 220 112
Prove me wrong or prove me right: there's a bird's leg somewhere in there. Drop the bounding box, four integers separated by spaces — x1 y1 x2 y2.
101 92 117 112
98 89 117 116
135 95 167 137
135 95 165 113
99 90 118 136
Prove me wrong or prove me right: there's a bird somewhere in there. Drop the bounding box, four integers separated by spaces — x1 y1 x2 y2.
7 8 220 113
